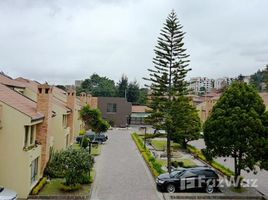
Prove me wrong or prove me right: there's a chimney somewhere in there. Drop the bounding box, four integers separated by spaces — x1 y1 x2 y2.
79 92 87 106
36 84 53 173
67 89 76 143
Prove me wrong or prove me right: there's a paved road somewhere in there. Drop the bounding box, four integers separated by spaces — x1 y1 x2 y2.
90 129 163 200
190 139 268 197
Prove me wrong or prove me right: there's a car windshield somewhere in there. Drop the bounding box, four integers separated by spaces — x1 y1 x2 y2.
170 170 184 178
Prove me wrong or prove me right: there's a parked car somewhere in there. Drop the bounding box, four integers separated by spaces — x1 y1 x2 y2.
153 129 166 134
76 131 108 144
156 167 219 193
0 186 17 200
92 134 108 144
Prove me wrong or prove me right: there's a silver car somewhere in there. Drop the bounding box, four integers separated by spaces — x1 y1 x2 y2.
0 187 17 200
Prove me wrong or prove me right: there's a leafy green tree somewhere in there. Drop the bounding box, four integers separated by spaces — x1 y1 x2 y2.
77 73 117 97
117 74 128 98
138 88 148 105
144 10 191 173
203 81 268 188
79 105 109 133
171 96 201 149
127 80 140 103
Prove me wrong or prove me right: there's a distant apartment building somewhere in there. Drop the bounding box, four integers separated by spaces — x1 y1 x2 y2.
75 80 83 88
214 77 234 90
0 73 90 198
189 77 214 94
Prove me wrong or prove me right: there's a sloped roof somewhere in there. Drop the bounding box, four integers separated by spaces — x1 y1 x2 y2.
0 74 25 88
15 77 39 93
0 83 44 121
132 105 151 113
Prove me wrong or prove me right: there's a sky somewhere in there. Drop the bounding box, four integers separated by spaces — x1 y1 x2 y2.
0 0 268 86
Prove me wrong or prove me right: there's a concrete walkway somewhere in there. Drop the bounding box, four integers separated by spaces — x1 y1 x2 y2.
90 129 163 200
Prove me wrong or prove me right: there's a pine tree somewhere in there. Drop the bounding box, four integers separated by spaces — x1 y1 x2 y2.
117 74 128 98
144 10 191 173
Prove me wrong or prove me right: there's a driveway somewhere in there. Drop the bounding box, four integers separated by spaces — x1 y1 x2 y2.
90 129 163 200
190 139 268 196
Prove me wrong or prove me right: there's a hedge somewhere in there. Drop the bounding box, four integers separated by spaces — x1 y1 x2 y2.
31 177 47 195
187 145 235 177
132 133 164 178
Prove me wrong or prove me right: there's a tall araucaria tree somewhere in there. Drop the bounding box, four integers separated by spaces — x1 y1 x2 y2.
144 10 191 173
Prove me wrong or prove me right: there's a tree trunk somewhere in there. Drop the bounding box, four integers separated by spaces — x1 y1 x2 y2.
234 153 242 188
167 129 171 173
182 138 187 149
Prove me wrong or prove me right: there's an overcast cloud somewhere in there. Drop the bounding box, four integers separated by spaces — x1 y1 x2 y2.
0 0 268 85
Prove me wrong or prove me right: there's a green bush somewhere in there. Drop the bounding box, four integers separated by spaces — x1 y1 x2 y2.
79 129 86 135
45 148 93 186
60 183 81 192
31 177 47 195
81 136 89 149
171 161 184 168
132 133 164 177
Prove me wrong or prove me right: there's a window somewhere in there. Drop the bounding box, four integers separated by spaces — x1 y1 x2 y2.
30 126 35 145
107 103 117 113
31 158 38 184
62 115 67 128
24 126 29 147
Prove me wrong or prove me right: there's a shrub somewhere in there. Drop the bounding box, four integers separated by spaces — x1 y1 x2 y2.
60 183 81 192
45 148 93 186
79 129 86 135
31 177 47 195
132 133 164 177
171 161 183 168
81 136 89 149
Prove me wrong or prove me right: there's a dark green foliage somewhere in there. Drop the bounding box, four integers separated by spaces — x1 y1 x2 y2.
138 88 148 105
81 137 89 148
55 85 66 91
204 81 268 187
170 96 201 149
79 105 109 133
144 10 191 173
77 73 117 97
127 80 140 103
171 161 184 168
117 74 128 98
45 148 93 186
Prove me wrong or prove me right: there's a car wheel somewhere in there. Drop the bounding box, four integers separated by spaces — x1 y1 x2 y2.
166 184 176 193
205 184 214 194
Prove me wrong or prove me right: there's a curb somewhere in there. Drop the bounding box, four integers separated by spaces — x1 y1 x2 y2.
28 194 89 199
164 194 263 200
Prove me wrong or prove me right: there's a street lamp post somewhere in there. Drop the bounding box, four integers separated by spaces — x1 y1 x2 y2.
88 139 92 155
140 126 147 149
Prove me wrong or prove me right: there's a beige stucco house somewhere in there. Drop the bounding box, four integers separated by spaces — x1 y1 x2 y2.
0 73 85 198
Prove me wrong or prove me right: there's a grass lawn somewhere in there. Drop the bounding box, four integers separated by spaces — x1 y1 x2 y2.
39 169 95 196
91 145 101 156
71 143 101 156
39 179 90 196
71 143 81 150
156 158 197 168
151 140 180 151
